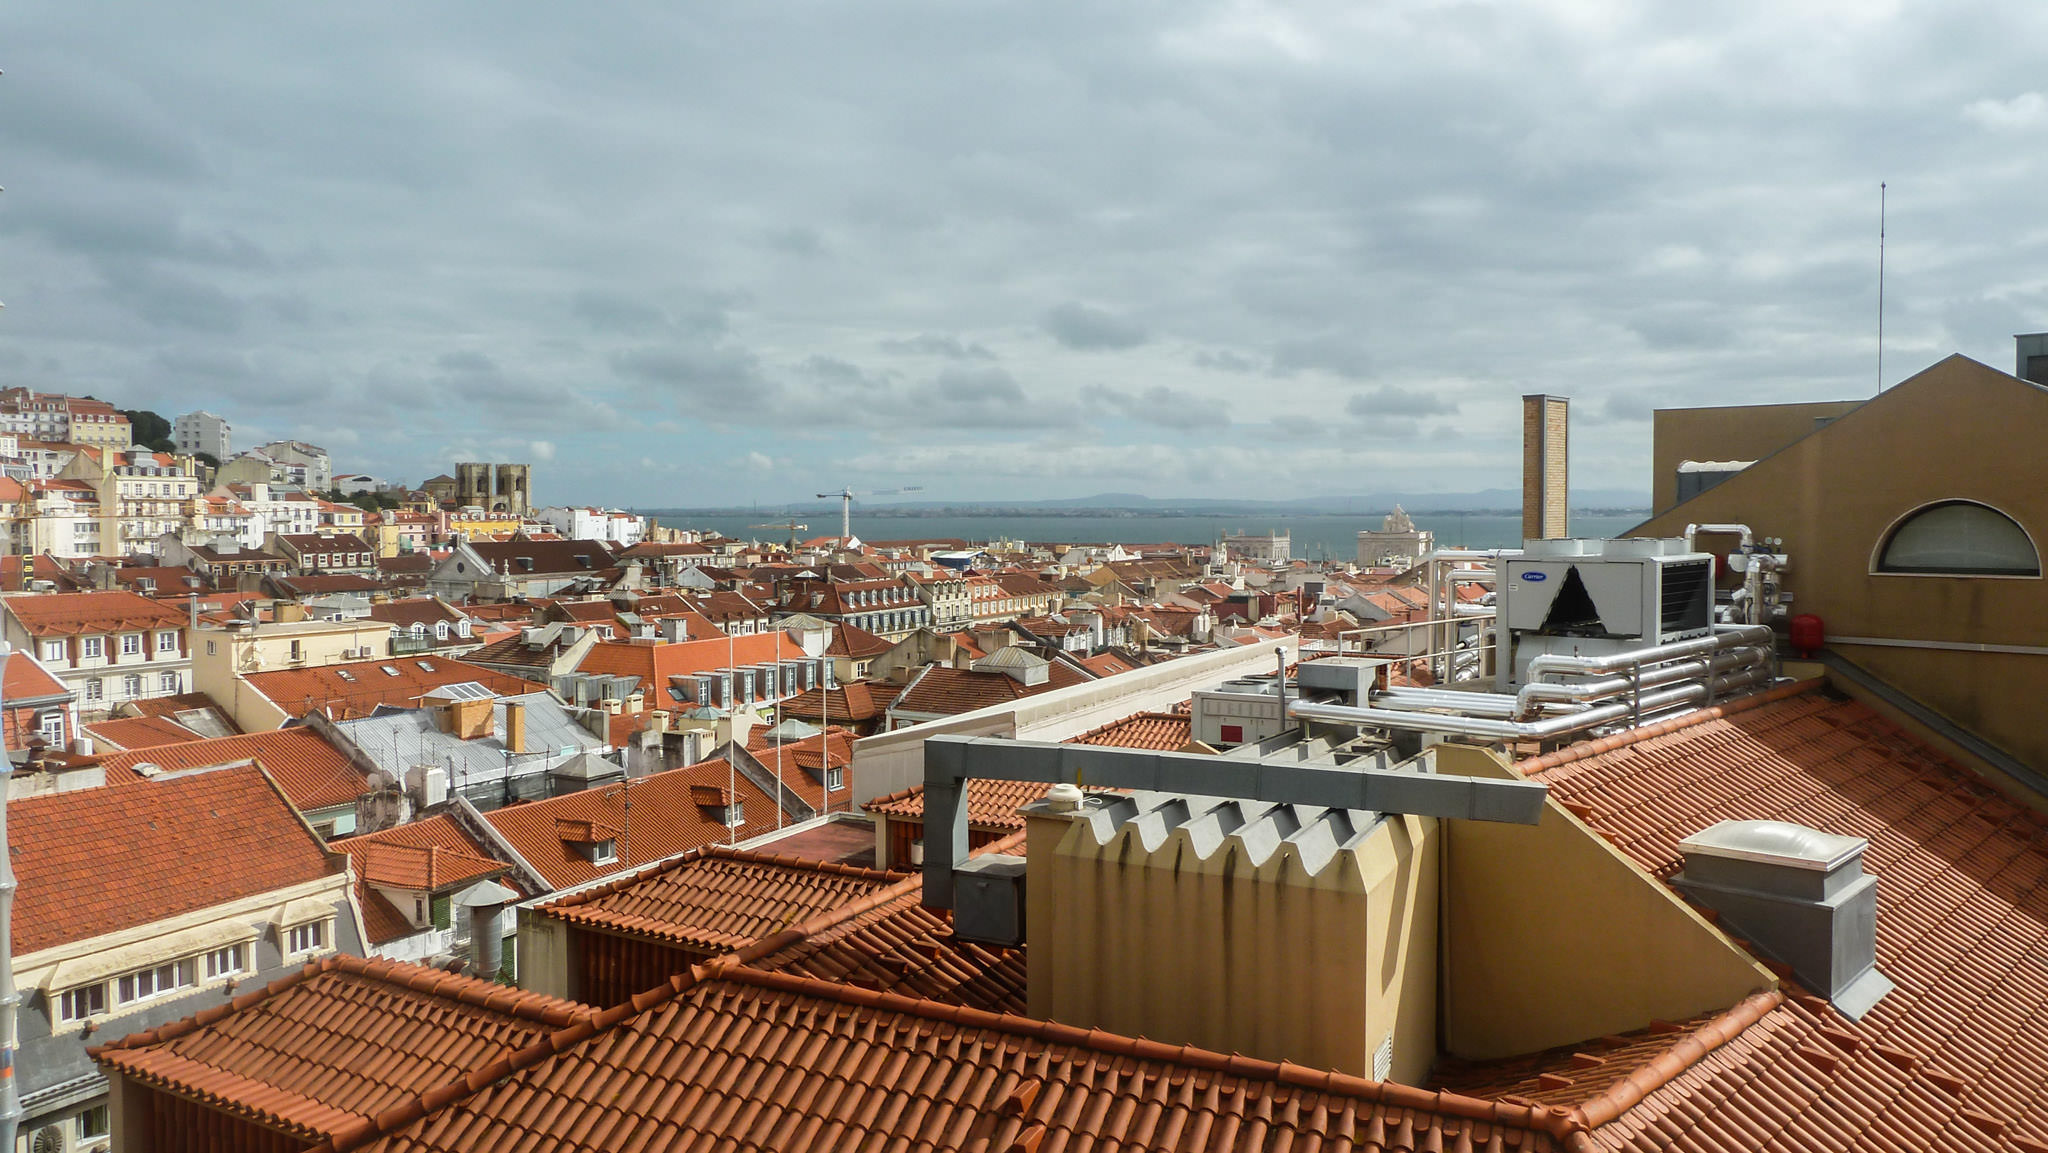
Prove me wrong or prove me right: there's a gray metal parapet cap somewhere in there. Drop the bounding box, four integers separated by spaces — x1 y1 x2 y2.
920 734 1548 910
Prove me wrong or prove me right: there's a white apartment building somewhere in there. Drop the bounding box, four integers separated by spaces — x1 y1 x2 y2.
173 410 233 461
536 506 646 546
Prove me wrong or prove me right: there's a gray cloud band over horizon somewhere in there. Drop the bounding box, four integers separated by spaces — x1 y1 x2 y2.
3 1 2045 507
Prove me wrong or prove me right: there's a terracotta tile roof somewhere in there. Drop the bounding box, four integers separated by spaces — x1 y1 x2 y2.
465 539 617 576
91 955 592 1145
887 661 1091 718
3 651 69 703
482 759 797 891
864 777 1055 832
2 589 187 636
122 691 242 733
1068 710 1194 751
1075 650 1139 677
329 962 1563 1153
242 657 532 721
778 681 893 725
749 883 1028 1014
1510 679 2048 1151
574 630 809 685
97 727 369 811
81 714 201 751
538 845 897 955
824 620 894 658
10 763 340 955
333 817 513 944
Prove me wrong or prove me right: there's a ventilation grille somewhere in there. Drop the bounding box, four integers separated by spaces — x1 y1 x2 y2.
1372 1033 1394 1081
1659 560 1713 635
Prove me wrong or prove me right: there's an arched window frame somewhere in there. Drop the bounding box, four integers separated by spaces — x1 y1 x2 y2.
1871 499 2041 579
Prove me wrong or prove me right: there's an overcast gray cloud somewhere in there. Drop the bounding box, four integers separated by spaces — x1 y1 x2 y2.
4 1 2048 505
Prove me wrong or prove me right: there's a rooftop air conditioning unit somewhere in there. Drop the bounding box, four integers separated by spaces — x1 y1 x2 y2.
1494 538 1715 689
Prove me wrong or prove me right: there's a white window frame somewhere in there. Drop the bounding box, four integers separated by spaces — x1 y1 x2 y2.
57 983 106 1022
156 629 179 652
37 712 64 745
826 766 844 792
287 919 328 955
122 674 143 699
724 800 745 828
80 636 103 659
204 943 246 979
84 679 103 702
117 959 196 1006
159 672 179 694
119 633 143 656
41 640 63 662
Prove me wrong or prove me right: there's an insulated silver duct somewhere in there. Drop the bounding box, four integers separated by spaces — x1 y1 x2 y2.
1288 668 1772 742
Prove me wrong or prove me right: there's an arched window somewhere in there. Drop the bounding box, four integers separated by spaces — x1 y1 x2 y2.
1876 501 2040 576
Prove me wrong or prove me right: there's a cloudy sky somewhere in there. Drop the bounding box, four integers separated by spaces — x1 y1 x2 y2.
4 1 2045 508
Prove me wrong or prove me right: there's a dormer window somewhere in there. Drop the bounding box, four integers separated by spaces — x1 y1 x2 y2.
591 839 617 864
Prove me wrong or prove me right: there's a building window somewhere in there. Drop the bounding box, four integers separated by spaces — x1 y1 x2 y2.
81 637 103 659
123 674 143 698
85 679 103 702
76 1104 110 1141
288 920 327 954
58 984 106 1022
38 712 64 745
159 671 179 694
724 800 745 828
205 943 245 979
120 633 143 656
118 959 196 1005
1876 501 2040 576
157 629 179 652
826 766 844 792
40 640 63 662
434 622 449 640
207 640 218 656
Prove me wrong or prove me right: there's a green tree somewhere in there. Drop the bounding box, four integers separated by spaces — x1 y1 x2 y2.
120 408 176 453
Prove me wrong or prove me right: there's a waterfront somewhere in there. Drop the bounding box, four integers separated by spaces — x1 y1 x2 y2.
643 511 1649 559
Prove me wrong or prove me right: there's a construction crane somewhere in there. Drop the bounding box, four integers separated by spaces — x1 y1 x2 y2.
814 486 923 545
750 519 808 554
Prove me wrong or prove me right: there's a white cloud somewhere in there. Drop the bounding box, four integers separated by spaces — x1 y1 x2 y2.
1963 92 2047 130
529 439 557 462
746 451 774 471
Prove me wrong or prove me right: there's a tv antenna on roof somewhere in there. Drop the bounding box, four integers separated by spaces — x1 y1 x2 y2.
1877 181 1886 395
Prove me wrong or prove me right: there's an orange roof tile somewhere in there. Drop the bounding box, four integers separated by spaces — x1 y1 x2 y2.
1509 680 2048 1151
863 777 1055 831
80 714 201 752
538 845 896 955
326 963 1563 1152
1068 709 1194 751
574 630 809 685
749 883 1027 1014
91 955 591 1144
96 727 368 811
3 589 186 636
332 816 513 944
482 759 798 890
10 763 340 955
887 660 1091 718
242 657 532 721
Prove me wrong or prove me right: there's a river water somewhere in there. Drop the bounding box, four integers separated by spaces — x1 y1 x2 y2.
639 511 1649 560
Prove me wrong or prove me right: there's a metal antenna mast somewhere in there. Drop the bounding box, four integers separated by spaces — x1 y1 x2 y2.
1877 181 1887 394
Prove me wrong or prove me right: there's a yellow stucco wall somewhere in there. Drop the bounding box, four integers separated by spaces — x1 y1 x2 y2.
1638 355 2048 770
1651 399 1863 514
1436 744 1775 1060
1027 803 1439 1084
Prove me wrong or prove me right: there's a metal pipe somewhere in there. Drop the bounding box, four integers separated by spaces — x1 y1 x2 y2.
1683 522 1755 551
1289 668 1771 742
1514 646 1768 718
1522 625 1771 684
